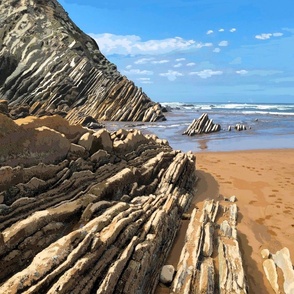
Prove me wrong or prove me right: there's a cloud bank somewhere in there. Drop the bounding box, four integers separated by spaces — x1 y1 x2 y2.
255 32 283 40
189 69 223 79
90 33 212 55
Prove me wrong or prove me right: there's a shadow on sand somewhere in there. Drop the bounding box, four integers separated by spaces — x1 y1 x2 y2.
238 215 268 294
190 169 220 210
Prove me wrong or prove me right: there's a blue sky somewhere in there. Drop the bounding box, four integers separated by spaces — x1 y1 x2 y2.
59 0 294 103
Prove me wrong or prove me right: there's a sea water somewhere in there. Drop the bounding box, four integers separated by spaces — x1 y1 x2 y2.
105 102 294 152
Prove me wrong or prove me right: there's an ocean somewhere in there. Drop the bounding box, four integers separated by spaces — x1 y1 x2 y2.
105 102 294 152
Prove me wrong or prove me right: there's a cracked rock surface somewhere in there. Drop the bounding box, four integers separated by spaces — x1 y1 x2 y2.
0 114 196 294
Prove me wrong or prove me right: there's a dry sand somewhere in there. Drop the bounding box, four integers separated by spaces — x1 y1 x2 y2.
194 148 294 293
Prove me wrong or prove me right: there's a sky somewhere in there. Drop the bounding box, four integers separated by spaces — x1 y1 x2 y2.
59 0 294 103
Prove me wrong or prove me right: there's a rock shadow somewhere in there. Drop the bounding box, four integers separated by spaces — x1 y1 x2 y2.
238 221 268 294
190 169 220 212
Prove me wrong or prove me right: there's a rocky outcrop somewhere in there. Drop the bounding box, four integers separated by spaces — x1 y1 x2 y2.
263 259 280 294
183 113 221 136
171 199 248 294
0 0 165 123
262 247 294 294
273 247 294 294
235 124 247 131
0 114 196 294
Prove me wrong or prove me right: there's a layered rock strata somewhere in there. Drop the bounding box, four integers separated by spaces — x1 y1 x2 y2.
0 0 165 123
171 199 248 293
0 114 196 294
183 113 221 136
235 124 247 131
262 247 294 294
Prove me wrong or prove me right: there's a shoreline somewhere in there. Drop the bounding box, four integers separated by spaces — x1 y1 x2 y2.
194 148 294 293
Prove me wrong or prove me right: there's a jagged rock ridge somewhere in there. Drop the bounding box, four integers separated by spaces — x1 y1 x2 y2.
183 113 221 136
0 0 165 123
0 113 196 294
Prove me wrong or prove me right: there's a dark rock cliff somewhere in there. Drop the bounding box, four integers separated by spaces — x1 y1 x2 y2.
0 0 165 122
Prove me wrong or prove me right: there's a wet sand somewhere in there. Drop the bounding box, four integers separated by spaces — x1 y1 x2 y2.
195 148 294 293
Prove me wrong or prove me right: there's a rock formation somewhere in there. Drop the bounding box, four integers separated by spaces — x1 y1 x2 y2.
0 0 165 123
262 247 294 294
171 199 248 294
0 113 196 294
235 124 247 131
183 113 221 136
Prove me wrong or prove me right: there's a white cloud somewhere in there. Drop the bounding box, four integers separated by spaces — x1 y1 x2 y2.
255 33 272 40
230 28 237 32
272 32 283 37
138 78 151 81
189 69 223 79
126 65 132 69
176 58 186 62
236 69 283 76
186 62 196 67
160 70 183 81
255 32 284 40
123 69 153 75
219 28 225 32
89 33 211 55
137 77 153 84
196 42 213 48
151 59 170 64
174 63 182 68
236 70 248 75
213 48 221 53
135 58 154 64
207 30 214 35
218 40 228 47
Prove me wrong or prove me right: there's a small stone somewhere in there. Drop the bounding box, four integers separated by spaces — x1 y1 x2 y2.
78 132 94 151
182 213 191 220
160 265 175 285
261 249 270 259
121 195 131 202
229 195 237 203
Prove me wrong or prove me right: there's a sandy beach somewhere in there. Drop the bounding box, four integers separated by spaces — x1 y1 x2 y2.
192 148 294 293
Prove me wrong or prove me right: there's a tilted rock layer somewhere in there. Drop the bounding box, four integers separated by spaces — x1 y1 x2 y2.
0 114 196 293
171 200 248 294
183 113 221 136
0 0 165 123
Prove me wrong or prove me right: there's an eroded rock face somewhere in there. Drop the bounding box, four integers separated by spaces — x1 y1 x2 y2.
273 247 294 294
171 200 248 294
0 115 196 294
0 0 165 123
183 113 221 136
